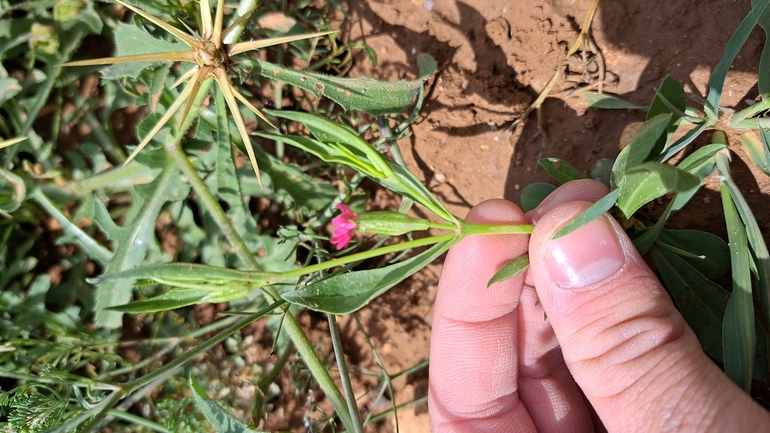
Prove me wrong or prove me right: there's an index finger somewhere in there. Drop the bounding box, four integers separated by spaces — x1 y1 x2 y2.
428 199 535 432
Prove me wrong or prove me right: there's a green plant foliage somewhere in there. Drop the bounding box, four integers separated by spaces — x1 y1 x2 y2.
646 76 687 156
616 161 699 218
553 189 619 239
282 238 455 314
739 130 770 175
92 151 189 327
190 376 263 433
250 53 436 116
610 113 671 189
101 21 182 80
706 0 770 120
581 92 647 111
537 158 585 184
520 183 557 212
487 255 530 288
720 185 755 392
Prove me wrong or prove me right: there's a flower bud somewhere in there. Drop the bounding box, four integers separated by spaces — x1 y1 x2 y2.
356 211 431 236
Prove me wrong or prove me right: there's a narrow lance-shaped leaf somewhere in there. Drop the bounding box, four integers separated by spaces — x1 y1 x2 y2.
720 184 755 392
554 189 619 239
282 238 457 314
92 155 189 328
252 57 435 115
706 0 770 120
487 255 530 288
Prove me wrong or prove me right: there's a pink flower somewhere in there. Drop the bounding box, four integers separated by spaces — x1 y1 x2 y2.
330 203 357 250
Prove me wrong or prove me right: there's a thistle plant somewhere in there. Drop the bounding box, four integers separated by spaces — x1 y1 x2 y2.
62 0 334 183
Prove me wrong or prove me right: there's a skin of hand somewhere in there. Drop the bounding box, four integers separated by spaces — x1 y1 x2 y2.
428 179 770 432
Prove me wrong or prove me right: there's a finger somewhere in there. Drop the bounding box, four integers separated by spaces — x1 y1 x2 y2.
429 199 535 432
514 179 609 433
517 283 595 432
529 201 770 431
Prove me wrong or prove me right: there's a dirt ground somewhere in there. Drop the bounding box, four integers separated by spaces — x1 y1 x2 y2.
261 0 770 431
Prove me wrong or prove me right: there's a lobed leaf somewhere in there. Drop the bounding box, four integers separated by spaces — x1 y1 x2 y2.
646 76 687 157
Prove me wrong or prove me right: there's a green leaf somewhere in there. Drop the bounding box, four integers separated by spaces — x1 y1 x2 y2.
0 168 25 213
537 158 585 184
650 247 727 362
581 92 647 111
91 262 275 284
717 153 770 367
520 183 556 212
0 76 21 106
251 57 434 115
487 255 530 288
610 113 671 189
251 146 338 214
190 376 263 433
553 189 619 239
671 142 726 211
107 291 206 313
739 130 770 176
91 153 190 328
213 87 261 254
589 158 614 188
656 229 730 280
101 21 183 80
258 111 454 222
658 122 710 163
753 0 770 98
646 76 687 157
720 185 755 392
282 238 456 314
616 161 700 218
706 0 770 120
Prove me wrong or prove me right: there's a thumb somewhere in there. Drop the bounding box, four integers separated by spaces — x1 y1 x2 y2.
528 201 770 432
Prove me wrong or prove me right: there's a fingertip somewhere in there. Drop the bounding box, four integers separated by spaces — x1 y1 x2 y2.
466 198 528 225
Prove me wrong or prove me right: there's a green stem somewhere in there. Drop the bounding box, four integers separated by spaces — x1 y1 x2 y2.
280 233 456 281
328 314 365 433
166 138 260 270
123 301 284 392
461 222 534 236
108 410 170 433
31 188 113 264
222 0 258 44
166 135 356 428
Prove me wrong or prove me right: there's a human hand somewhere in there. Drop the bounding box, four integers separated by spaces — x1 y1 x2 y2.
428 179 770 432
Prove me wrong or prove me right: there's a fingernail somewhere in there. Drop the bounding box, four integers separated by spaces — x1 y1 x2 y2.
545 216 625 289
